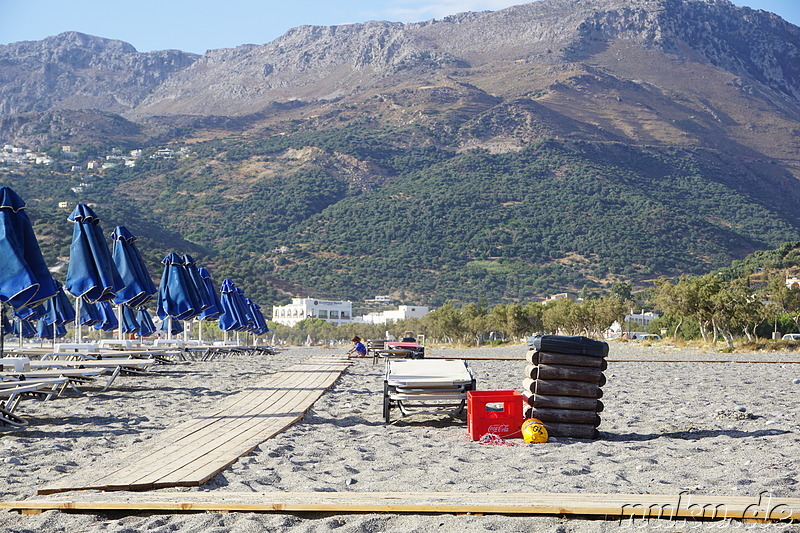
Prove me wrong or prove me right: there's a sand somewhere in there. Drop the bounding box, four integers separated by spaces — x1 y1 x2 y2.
1 341 799 532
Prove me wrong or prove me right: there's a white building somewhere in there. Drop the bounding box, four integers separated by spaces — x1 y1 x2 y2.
272 298 353 327
358 305 430 324
625 310 660 326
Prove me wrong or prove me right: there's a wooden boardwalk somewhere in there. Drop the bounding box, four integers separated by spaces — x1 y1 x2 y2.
38 356 351 495
5 491 800 522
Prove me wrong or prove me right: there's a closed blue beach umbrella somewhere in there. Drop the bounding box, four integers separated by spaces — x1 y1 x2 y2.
157 252 205 323
92 301 119 332
44 281 76 327
0 187 57 309
197 268 221 321
247 300 270 335
137 307 156 338
218 279 250 332
65 204 124 303
38 319 67 340
79 299 104 327
121 305 139 334
111 227 157 308
182 255 214 313
158 317 183 336
36 318 53 339
13 316 37 339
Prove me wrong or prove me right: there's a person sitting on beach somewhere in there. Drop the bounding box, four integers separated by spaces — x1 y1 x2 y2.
347 336 367 357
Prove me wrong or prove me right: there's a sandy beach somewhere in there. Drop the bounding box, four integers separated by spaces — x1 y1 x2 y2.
1 341 799 532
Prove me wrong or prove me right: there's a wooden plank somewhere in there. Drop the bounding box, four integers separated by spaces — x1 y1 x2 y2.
153 367 342 487
161 370 346 487
38 356 350 495
42 362 341 492
93 361 338 490
47 372 309 491
5 491 800 521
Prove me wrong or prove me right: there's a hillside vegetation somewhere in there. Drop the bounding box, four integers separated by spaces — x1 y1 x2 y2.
2 0 800 308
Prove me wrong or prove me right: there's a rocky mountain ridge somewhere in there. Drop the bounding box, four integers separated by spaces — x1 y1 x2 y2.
1 0 798 121
2 0 800 304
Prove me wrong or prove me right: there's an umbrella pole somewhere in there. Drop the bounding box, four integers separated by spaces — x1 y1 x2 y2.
199 320 203 343
117 304 123 341
0 302 4 358
74 297 82 343
168 317 172 340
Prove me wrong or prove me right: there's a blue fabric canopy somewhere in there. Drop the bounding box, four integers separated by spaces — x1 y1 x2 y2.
37 319 66 339
157 252 206 321
79 298 104 327
137 308 156 338
247 299 270 335
13 317 36 338
197 267 222 320
158 317 183 336
182 255 214 314
92 301 119 332
121 304 139 334
111 226 157 308
65 204 124 303
218 279 250 332
0 187 57 309
14 304 44 323
43 281 76 326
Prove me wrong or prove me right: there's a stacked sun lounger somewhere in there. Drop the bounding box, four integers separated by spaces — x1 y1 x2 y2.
383 359 476 423
522 335 608 439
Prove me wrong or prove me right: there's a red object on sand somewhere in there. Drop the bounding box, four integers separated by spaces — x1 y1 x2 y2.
467 390 524 440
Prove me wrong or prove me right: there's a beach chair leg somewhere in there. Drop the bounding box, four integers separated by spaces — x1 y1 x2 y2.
0 406 28 427
100 367 122 392
383 383 391 423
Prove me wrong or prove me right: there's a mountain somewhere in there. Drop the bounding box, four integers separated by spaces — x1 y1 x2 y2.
1 0 800 308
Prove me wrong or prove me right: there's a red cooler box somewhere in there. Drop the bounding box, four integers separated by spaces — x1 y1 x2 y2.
467 390 523 440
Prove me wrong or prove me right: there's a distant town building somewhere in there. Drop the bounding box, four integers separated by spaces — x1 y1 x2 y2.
625 310 660 326
542 293 575 304
357 305 430 324
366 295 395 303
787 277 800 290
272 298 353 326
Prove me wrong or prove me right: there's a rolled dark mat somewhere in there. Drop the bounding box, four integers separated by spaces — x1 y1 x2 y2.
523 377 603 399
524 406 601 426
526 350 608 370
541 421 600 439
526 334 609 358
524 364 606 385
522 391 604 412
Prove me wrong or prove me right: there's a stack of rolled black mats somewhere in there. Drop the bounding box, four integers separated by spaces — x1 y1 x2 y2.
522 334 609 439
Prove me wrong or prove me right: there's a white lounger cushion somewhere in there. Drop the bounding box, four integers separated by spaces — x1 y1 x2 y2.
386 359 474 387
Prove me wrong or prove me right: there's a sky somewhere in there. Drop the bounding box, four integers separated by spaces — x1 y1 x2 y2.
0 0 798 55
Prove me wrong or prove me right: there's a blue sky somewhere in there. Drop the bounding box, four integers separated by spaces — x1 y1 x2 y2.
1 0 797 55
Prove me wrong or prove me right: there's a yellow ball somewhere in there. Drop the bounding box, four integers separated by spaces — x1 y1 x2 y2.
521 418 549 444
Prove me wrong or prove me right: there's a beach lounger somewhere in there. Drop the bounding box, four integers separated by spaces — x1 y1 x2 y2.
383 359 476 423
25 359 154 392
0 382 51 427
2 369 103 394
